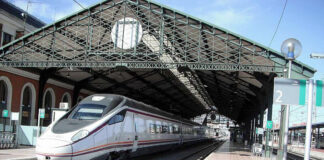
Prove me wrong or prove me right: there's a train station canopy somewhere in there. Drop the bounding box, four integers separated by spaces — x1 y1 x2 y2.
0 0 316 122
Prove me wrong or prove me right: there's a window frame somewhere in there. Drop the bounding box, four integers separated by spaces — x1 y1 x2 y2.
2 32 12 46
150 123 156 134
108 110 127 125
70 103 106 120
161 125 169 133
156 124 162 134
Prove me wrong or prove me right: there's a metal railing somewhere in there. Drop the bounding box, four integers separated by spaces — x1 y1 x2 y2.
0 132 16 149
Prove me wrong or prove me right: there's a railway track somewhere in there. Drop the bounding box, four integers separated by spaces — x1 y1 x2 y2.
180 141 224 160
131 140 224 160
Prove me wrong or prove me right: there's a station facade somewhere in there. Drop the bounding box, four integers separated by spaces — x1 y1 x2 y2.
0 1 90 126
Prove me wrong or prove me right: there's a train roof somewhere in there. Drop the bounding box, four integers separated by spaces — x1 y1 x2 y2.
83 94 201 126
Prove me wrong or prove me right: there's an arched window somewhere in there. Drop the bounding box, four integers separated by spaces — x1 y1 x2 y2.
0 76 12 117
21 86 32 125
44 91 52 109
0 80 8 108
20 83 36 126
43 88 55 109
62 95 68 103
0 80 8 126
42 88 55 126
61 92 71 108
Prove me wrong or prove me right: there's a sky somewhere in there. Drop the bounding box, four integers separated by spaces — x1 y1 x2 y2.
8 0 324 125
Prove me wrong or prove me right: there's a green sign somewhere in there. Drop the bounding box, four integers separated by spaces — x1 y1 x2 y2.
2 109 8 118
267 121 273 129
316 80 323 107
39 109 45 119
299 80 306 105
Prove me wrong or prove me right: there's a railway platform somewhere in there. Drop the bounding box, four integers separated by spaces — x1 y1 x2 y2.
272 143 324 160
0 146 36 160
205 141 272 160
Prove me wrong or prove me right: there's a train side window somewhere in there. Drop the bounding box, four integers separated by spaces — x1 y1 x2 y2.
162 125 168 133
169 126 173 134
173 125 179 134
150 124 156 134
156 125 162 134
108 110 126 125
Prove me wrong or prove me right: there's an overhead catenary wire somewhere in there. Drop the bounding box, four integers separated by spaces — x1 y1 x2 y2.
268 0 288 48
72 0 85 9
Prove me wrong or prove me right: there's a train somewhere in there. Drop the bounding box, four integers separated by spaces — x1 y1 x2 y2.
316 136 324 149
36 94 217 160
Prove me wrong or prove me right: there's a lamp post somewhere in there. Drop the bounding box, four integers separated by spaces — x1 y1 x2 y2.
277 38 302 160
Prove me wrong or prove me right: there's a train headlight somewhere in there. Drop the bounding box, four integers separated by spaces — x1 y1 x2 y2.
71 130 89 142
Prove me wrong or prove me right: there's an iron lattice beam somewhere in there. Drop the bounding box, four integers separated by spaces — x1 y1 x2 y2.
0 0 314 78
0 61 281 72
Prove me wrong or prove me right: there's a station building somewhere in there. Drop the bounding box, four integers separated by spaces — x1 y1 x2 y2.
0 1 91 127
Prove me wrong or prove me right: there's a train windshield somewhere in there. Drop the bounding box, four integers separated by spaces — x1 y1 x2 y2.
71 104 106 120
52 95 124 134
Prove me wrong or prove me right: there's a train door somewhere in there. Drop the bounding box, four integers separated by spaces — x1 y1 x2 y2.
118 111 138 152
132 113 138 152
107 110 127 151
179 122 183 144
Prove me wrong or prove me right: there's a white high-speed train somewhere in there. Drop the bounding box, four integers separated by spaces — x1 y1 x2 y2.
36 94 216 160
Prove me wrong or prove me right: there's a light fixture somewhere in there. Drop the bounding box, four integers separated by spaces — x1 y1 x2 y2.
281 38 302 60
310 53 324 59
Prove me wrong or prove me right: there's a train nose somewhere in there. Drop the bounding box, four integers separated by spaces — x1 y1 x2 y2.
36 138 72 160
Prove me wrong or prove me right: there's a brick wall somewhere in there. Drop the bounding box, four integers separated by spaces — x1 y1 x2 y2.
0 69 89 123
15 30 24 39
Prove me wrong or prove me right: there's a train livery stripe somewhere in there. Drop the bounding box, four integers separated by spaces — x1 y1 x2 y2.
138 138 179 143
139 138 179 144
73 143 133 157
36 141 133 157
137 137 202 146
139 139 179 146
73 141 133 155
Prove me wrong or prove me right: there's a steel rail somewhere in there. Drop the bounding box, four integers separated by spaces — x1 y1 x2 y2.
180 141 224 160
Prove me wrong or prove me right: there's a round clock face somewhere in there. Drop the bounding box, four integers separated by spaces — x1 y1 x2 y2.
111 17 143 50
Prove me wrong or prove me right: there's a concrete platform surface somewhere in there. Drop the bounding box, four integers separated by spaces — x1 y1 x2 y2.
272 143 324 159
0 147 36 160
205 141 274 160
